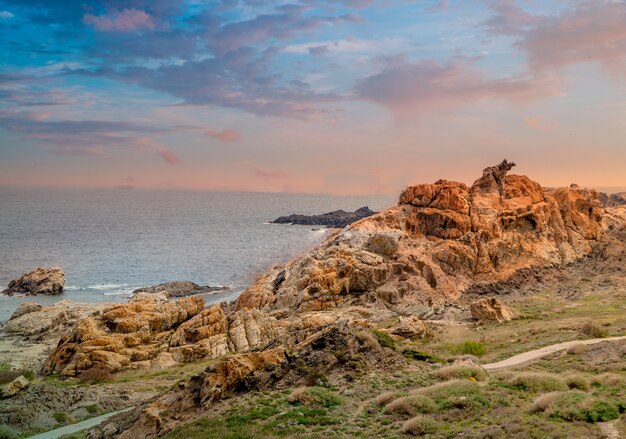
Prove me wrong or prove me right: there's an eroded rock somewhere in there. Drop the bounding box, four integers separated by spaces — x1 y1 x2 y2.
470 297 514 323
1 375 29 398
2 267 65 296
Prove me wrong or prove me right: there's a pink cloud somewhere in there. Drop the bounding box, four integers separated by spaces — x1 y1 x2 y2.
513 1 626 74
524 116 558 132
205 129 242 143
483 0 542 35
355 59 561 115
83 9 155 32
157 149 181 164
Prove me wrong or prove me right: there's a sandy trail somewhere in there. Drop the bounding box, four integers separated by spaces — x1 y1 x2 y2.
483 335 626 371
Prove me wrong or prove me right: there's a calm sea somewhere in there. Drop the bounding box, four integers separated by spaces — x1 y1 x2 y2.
0 189 394 322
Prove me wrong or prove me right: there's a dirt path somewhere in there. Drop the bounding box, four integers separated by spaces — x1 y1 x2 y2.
483 335 626 371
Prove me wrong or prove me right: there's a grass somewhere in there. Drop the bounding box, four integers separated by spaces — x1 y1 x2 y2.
532 391 623 423
372 329 395 349
0 425 19 439
445 340 487 357
508 372 568 392
435 364 488 381
400 415 440 435
401 349 443 363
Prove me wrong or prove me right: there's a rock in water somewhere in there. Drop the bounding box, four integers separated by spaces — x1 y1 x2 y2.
1 267 65 296
1 376 29 398
131 281 229 298
271 206 377 228
470 298 514 323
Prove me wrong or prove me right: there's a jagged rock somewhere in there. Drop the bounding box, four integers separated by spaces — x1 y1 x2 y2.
271 206 377 228
390 316 428 339
470 298 514 323
236 161 605 315
2 267 65 296
9 302 43 320
598 192 626 207
1 375 29 398
132 281 229 298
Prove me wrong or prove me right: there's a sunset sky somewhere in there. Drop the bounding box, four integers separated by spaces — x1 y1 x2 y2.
0 0 625 195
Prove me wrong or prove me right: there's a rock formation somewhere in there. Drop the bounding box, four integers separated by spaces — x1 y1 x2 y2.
2 267 65 296
131 281 229 298
598 191 626 207
470 298 514 323
236 161 604 314
1 376 29 398
271 206 377 228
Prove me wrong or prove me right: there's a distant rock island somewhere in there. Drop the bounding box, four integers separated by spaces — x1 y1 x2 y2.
271 206 377 228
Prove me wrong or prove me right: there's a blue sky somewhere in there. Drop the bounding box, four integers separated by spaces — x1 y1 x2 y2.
1 1 625 194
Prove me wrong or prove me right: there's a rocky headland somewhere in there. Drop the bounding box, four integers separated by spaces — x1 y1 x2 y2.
1 267 65 296
2 161 625 439
271 206 377 228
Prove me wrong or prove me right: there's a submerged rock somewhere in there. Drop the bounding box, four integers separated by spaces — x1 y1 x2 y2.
131 281 229 298
271 206 377 228
2 267 65 296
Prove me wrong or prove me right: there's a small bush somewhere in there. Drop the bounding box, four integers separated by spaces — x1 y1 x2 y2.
402 349 443 363
436 364 488 382
446 341 486 357
564 373 590 391
530 392 561 413
287 386 342 408
532 391 621 423
355 331 379 350
0 424 19 439
417 380 489 411
375 391 397 406
509 372 567 392
591 373 625 388
85 404 99 415
53 412 68 423
400 415 439 435
580 322 608 338
305 370 331 388
0 371 21 385
384 395 437 416
372 330 395 349
566 343 588 355
78 367 114 384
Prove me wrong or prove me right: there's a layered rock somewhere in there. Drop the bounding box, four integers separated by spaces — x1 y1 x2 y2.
2 267 65 296
131 281 229 298
236 161 605 314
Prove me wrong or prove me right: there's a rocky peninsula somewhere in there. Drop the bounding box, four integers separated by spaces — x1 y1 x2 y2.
271 206 377 228
1 161 625 439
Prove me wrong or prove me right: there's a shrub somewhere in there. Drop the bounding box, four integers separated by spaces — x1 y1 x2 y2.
591 373 625 388
0 424 19 439
355 331 379 350
305 370 331 388
436 364 488 382
402 349 443 363
53 412 68 423
0 371 21 385
384 395 437 416
564 373 590 391
21 369 35 381
375 391 397 406
580 322 608 338
509 373 567 392
417 380 490 411
287 386 342 408
85 404 100 415
400 415 439 435
78 367 114 384
372 330 395 349
446 341 486 357
530 392 561 413
566 343 588 355
532 391 621 423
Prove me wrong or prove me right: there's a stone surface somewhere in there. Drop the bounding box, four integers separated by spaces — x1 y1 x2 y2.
132 281 229 298
1 375 29 398
271 206 377 228
598 191 626 207
2 267 65 296
9 302 43 320
469 298 514 323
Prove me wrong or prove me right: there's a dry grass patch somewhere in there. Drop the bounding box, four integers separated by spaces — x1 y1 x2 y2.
435 364 487 382
355 331 379 350
384 395 436 416
564 373 590 391
509 372 567 392
375 391 397 406
400 415 439 435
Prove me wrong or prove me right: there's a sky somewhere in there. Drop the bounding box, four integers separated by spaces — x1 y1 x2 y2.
0 0 625 195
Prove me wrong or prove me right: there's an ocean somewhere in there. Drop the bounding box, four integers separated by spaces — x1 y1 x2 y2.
0 188 393 322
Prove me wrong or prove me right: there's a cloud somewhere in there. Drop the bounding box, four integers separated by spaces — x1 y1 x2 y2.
524 115 557 132
83 9 156 32
354 58 560 115
205 129 242 142
517 1 626 74
482 0 541 35
0 111 179 164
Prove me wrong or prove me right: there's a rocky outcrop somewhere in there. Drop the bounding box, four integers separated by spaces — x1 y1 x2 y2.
42 294 280 377
271 206 377 228
598 192 626 207
2 267 65 296
236 161 604 315
131 281 229 298
470 298 514 323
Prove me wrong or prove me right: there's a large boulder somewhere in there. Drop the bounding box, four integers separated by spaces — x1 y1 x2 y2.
2 267 65 296
470 298 514 323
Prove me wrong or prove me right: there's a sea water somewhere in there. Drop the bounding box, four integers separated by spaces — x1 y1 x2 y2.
0 188 393 322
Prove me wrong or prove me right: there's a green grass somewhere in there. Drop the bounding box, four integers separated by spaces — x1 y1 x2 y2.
372 330 395 349
445 341 487 357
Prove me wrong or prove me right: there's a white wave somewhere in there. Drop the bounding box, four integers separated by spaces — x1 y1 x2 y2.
103 289 134 296
87 283 128 290
63 285 81 291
